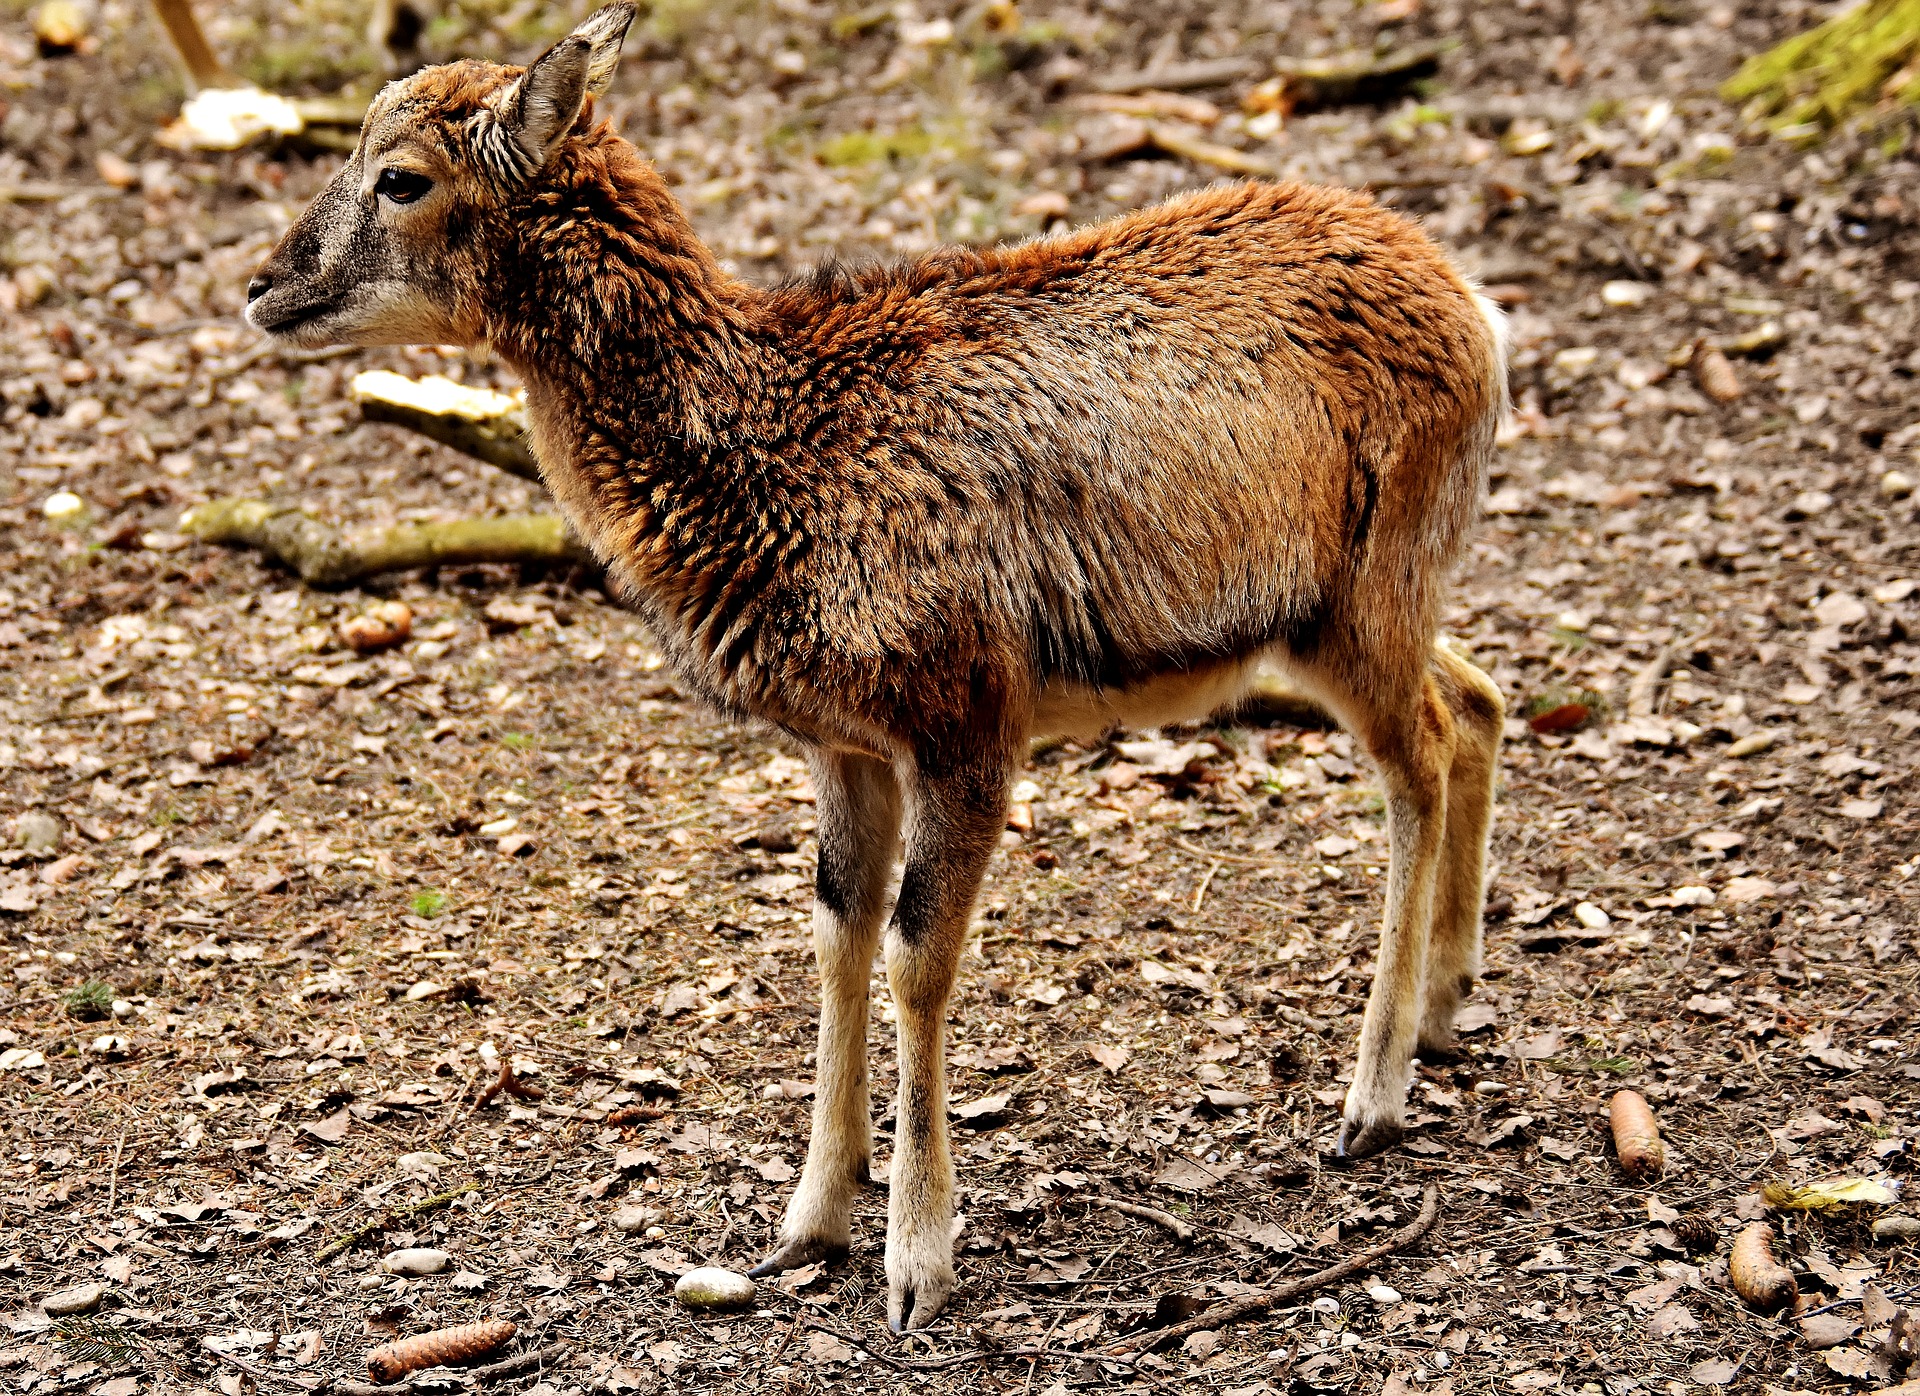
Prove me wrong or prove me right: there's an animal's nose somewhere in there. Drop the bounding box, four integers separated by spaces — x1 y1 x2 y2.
246 272 272 303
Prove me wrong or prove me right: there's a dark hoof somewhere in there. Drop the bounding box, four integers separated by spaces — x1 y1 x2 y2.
1335 1118 1403 1160
746 1238 848 1279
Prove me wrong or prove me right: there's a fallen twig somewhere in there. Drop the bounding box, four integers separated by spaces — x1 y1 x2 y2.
1091 1196 1195 1243
314 1181 478 1263
1143 124 1277 176
1099 1183 1441 1355
1088 56 1261 94
467 1342 571 1384
475 1057 545 1109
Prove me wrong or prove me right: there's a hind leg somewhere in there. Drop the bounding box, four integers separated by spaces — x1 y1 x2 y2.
1418 643 1505 1056
1326 668 1459 1158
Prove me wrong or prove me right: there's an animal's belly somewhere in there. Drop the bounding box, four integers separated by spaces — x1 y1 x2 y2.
1031 658 1261 742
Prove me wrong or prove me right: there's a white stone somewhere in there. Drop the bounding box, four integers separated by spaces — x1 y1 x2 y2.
1573 901 1610 930
673 1266 757 1311
43 1282 104 1316
1874 1215 1920 1243
1366 1284 1402 1305
41 491 85 522
381 1247 453 1276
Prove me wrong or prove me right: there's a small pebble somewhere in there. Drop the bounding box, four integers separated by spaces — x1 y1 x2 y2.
674 1266 757 1312
381 1247 453 1276
1366 1284 1403 1305
41 490 85 523
1573 901 1610 930
1873 1215 1920 1243
1882 470 1915 500
43 1282 104 1316
1473 1080 1509 1096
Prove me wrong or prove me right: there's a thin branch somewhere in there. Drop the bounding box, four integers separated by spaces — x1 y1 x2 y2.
1090 1196 1195 1244
1099 1183 1441 1355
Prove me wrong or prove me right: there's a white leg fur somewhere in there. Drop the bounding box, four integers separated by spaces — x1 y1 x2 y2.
750 752 900 1277
880 758 1008 1330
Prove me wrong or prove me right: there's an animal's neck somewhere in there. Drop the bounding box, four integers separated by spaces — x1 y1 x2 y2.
486 127 774 457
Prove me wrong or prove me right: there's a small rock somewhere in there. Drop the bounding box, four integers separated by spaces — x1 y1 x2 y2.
1366 1284 1403 1305
41 490 87 523
1874 1215 1920 1243
14 810 61 853
43 1282 104 1316
612 1205 668 1234
1725 730 1774 758
673 1266 756 1312
381 1247 453 1276
1572 901 1610 930
1882 470 1915 500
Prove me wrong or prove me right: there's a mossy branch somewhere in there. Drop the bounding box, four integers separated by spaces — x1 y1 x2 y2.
180 498 592 587
1723 0 1920 132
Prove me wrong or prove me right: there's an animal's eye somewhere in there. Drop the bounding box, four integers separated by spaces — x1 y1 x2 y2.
375 168 433 205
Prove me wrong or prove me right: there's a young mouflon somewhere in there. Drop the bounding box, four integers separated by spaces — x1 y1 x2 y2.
246 3 1507 1330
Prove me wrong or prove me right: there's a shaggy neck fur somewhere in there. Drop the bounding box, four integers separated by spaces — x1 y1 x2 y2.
485 123 778 454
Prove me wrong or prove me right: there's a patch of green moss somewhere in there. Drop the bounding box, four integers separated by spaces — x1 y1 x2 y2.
1723 0 1920 131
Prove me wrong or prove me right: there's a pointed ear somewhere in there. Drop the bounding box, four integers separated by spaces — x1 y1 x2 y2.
573 2 636 97
502 3 635 172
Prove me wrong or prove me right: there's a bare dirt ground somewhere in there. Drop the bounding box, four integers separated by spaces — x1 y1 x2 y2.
3 0 1920 1393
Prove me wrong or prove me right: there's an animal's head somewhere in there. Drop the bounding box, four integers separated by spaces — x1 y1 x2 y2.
245 3 635 348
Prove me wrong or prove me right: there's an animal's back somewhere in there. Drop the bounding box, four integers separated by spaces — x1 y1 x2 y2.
763 180 1503 713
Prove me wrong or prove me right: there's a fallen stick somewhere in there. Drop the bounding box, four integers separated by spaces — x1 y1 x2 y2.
352 370 541 482
467 1341 571 1384
180 498 591 587
1092 1195 1195 1243
1142 125 1277 176
1099 1183 1440 1355
314 1181 478 1264
474 1057 545 1109
1088 56 1261 94
1267 41 1450 111
149 0 231 87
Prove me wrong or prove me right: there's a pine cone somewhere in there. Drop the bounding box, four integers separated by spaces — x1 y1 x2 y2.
1672 1215 1719 1255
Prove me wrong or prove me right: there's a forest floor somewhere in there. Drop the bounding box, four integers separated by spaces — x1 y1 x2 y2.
3 0 1920 1393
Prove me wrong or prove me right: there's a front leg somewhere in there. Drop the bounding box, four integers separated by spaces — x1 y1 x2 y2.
750 751 901 1278
884 754 1010 1331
